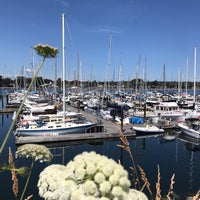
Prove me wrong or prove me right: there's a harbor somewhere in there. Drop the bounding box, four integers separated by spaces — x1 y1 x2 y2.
1 89 200 199
15 103 136 144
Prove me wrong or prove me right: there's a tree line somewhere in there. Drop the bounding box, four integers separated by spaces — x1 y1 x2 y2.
0 75 198 91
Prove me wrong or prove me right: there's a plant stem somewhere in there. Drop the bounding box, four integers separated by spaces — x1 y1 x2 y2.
0 58 45 155
20 160 34 200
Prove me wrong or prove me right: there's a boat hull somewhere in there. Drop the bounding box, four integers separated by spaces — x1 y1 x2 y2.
15 122 96 137
131 125 165 135
178 123 200 139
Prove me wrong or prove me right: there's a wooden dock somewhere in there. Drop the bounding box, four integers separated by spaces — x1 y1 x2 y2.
0 107 18 114
15 105 137 145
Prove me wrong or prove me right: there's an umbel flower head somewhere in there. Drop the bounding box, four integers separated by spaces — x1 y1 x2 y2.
15 144 53 163
34 44 59 58
37 151 148 200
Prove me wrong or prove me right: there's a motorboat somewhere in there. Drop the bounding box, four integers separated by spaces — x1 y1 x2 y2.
131 124 165 135
177 121 200 139
153 101 185 122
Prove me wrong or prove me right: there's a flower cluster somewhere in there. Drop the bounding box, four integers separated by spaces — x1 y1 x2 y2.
34 44 59 58
37 151 148 200
15 144 53 163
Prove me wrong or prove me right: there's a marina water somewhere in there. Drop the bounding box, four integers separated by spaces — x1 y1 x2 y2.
0 90 200 199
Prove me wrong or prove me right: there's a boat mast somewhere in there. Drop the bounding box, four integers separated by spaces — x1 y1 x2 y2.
194 47 196 103
135 54 141 94
163 64 166 94
185 58 189 96
104 32 112 92
62 13 66 119
54 56 57 104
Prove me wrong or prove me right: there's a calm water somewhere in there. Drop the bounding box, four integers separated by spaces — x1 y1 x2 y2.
0 91 200 199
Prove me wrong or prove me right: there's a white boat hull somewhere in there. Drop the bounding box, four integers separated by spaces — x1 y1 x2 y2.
15 122 96 137
132 125 165 134
178 123 200 139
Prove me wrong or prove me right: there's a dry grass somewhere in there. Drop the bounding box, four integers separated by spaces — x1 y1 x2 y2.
8 147 18 198
117 128 199 200
24 194 33 200
166 173 175 200
137 164 153 198
192 189 200 200
155 165 161 200
8 147 33 200
117 128 140 189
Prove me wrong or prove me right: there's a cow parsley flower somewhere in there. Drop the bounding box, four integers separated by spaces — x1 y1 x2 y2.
37 151 147 200
126 189 148 200
15 144 53 162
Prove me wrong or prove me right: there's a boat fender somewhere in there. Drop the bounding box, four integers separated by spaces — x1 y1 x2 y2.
22 120 28 126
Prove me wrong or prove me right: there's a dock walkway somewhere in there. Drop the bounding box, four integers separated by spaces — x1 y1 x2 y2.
15 105 136 145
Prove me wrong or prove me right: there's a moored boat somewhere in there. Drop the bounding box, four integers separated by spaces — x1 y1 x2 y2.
131 124 165 135
177 121 200 139
14 120 97 137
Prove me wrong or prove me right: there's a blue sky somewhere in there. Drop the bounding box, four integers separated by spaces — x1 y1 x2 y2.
1 0 200 82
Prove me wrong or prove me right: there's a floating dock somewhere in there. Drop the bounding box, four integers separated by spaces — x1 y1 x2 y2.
15 105 136 145
15 131 136 145
0 107 18 114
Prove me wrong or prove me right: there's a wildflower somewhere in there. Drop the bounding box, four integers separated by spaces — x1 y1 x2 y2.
99 181 112 195
126 189 148 200
16 167 29 177
34 44 59 58
37 151 147 200
15 144 53 162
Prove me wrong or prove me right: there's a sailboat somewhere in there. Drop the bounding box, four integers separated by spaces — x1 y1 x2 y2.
14 14 96 137
177 48 200 139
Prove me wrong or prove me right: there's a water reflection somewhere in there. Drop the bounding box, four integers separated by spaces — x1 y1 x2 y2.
1 93 200 199
178 133 200 151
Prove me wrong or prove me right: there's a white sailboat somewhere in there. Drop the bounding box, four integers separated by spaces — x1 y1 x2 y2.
177 48 200 139
14 14 96 137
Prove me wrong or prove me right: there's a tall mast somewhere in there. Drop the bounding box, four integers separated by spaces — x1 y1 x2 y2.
62 13 66 116
163 64 166 94
194 47 196 103
54 57 57 104
186 58 189 96
135 54 141 93
104 32 112 92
